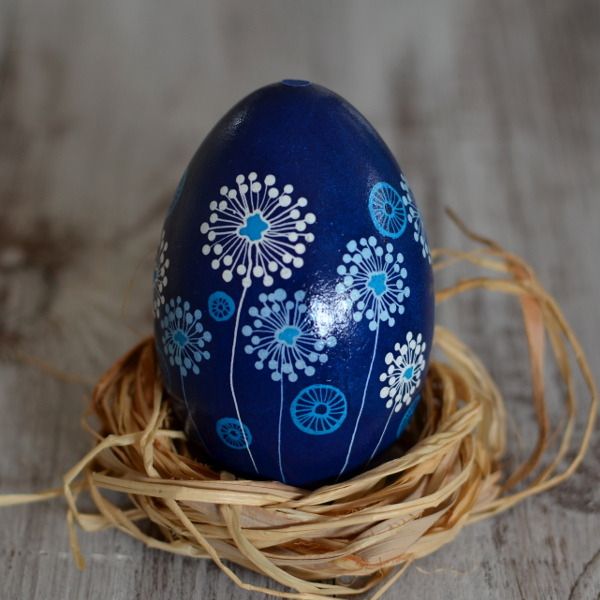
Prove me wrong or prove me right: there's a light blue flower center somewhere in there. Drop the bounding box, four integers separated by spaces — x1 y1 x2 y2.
277 326 301 346
368 272 388 297
402 366 414 380
239 211 269 242
173 329 188 348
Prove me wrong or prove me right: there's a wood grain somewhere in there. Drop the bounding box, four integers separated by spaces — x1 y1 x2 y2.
1 0 599 598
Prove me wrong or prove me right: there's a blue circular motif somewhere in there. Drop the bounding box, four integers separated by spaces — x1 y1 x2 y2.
368 182 408 239
216 417 253 449
208 291 236 322
396 395 420 438
290 384 347 435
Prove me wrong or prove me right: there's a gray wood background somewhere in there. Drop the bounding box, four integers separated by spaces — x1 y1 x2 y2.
1 0 599 598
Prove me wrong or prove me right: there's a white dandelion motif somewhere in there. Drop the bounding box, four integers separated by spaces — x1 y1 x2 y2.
379 331 427 412
242 288 336 482
242 288 336 383
200 172 316 288
368 331 427 463
399 175 432 263
201 173 317 475
335 237 410 479
161 297 212 377
335 237 410 331
160 296 212 452
153 229 170 319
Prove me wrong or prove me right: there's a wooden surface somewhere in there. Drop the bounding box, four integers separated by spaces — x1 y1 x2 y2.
1 1 599 598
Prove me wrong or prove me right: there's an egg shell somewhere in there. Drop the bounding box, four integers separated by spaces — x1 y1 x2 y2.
154 80 434 487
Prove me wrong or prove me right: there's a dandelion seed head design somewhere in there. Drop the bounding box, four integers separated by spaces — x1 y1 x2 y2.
161 297 212 377
216 417 253 449
399 175 432 264
335 237 410 331
153 229 170 319
379 332 426 412
200 173 316 288
242 288 336 382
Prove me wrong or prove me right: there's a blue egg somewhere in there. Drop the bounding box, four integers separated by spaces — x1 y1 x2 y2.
153 81 434 487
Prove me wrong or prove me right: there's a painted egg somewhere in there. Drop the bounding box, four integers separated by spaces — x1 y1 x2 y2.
153 80 434 487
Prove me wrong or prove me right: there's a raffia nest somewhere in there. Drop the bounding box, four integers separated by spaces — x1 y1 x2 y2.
2 216 597 600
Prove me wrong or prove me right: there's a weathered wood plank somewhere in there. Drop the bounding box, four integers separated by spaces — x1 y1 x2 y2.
1 0 598 598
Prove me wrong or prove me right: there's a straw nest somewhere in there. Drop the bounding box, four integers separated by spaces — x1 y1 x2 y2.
2 216 597 600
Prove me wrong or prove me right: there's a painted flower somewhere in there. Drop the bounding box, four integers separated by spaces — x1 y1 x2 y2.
399 175 432 263
153 229 170 319
335 237 410 331
200 173 316 288
379 331 426 412
207 290 236 322
290 384 348 435
216 417 253 450
161 297 212 376
242 288 336 382
368 182 408 239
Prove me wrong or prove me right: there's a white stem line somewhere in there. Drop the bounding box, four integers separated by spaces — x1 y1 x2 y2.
229 283 259 473
277 375 286 483
336 321 380 480
368 403 394 464
180 371 209 454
